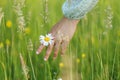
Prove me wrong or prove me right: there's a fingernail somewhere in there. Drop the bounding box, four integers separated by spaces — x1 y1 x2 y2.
44 58 47 61
36 51 39 54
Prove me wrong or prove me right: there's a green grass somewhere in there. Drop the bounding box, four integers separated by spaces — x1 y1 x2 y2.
0 0 120 80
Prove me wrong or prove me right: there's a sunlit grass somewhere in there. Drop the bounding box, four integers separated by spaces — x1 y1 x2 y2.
0 0 120 80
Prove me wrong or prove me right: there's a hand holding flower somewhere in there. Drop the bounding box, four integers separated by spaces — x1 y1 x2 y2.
36 17 79 61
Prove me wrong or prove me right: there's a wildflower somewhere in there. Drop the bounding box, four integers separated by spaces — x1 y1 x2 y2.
76 58 80 63
24 27 31 34
0 42 4 48
40 34 54 46
82 53 86 58
59 62 64 68
6 20 12 28
6 39 10 46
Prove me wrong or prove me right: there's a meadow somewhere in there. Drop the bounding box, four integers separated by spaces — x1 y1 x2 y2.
0 0 120 80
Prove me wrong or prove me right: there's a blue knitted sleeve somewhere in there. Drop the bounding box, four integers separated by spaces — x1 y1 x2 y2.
62 0 99 19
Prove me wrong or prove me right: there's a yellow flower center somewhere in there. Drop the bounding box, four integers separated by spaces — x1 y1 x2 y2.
44 37 50 42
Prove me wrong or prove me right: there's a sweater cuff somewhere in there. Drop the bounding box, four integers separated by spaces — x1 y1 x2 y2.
62 0 99 19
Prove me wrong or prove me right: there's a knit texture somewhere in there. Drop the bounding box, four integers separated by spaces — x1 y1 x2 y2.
62 0 99 19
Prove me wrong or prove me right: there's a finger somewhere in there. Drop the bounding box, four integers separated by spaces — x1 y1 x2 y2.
44 44 54 61
53 41 61 59
61 40 69 56
36 45 44 54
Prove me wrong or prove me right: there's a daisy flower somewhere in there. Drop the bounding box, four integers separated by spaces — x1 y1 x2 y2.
40 34 54 46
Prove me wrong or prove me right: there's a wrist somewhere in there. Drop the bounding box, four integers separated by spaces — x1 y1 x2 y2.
63 16 80 25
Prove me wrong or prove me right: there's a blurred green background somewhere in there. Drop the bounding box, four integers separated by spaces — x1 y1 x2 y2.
0 0 120 80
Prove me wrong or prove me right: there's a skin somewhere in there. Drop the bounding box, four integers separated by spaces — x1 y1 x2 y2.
36 17 80 61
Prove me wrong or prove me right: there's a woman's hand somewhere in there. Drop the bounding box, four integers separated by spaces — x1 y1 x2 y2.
36 17 79 61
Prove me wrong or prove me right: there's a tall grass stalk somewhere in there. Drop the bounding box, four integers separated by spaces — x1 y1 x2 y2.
0 62 7 80
28 53 37 80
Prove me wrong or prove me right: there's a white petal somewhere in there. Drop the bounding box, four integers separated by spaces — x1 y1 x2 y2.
48 34 54 39
48 33 52 37
40 40 44 44
46 35 49 38
46 33 52 38
40 35 45 40
42 40 46 44
44 42 49 46
49 40 54 45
